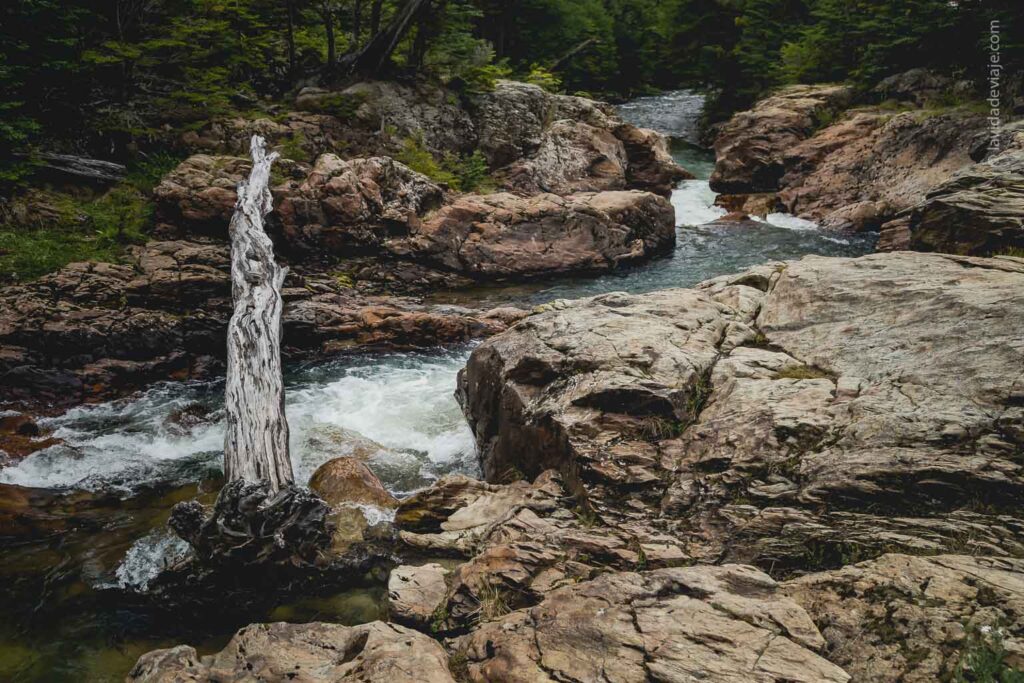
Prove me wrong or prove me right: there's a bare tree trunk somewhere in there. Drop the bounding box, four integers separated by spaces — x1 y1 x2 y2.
352 0 363 47
342 0 430 76
223 136 294 493
321 1 337 68
370 0 383 34
286 0 297 76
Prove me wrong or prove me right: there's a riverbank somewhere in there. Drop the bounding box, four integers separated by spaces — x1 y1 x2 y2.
2 78 1022 681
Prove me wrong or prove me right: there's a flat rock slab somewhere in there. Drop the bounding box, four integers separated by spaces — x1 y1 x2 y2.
387 563 449 627
455 564 850 682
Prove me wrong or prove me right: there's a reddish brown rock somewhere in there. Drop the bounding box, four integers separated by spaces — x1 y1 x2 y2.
308 457 399 510
387 190 675 279
710 84 853 194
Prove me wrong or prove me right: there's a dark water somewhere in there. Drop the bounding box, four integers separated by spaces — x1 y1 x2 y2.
0 90 876 682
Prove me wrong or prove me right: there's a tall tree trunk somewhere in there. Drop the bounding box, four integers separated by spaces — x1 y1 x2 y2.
286 0 297 76
343 0 430 76
322 2 337 68
352 0 363 47
370 0 384 34
223 135 294 493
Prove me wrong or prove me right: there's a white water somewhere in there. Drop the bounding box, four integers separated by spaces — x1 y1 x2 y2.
0 90 873 498
1 348 476 495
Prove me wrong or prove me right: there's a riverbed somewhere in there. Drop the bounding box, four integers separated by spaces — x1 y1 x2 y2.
0 90 876 682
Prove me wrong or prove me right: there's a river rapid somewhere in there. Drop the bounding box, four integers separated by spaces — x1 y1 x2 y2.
0 91 875 682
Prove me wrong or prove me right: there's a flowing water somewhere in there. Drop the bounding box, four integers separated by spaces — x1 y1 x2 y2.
0 90 876 682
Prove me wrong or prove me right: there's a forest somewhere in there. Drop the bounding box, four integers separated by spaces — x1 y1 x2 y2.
2 0 1023 185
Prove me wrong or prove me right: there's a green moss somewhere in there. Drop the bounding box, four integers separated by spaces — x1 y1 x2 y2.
0 185 150 282
448 650 471 682
330 271 355 289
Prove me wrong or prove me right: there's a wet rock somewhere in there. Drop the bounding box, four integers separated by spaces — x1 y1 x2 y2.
710 84 853 194
162 403 216 437
454 564 849 682
783 554 1024 681
387 563 449 628
275 154 445 257
0 413 59 459
128 621 455 682
714 191 779 217
776 108 987 231
309 457 399 510
387 190 675 279
458 252 1024 569
879 143 1024 255
614 123 694 196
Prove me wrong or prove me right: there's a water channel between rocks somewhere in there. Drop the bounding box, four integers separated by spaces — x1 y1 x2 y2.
0 90 876 682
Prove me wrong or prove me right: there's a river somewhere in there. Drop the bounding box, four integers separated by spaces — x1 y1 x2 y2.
0 90 875 681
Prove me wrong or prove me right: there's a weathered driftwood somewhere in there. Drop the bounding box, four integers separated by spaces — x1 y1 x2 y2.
223 135 294 491
20 152 126 184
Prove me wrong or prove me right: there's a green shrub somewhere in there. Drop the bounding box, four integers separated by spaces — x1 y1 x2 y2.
524 64 562 92
396 137 494 193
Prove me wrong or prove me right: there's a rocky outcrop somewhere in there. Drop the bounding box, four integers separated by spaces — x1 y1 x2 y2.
387 190 675 279
0 240 517 409
454 564 849 683
458 252 1024 569
128 621 455 682
879 138 1024 255
472 80 689 196
180 112 355 163
275 154 445 257
709 84 853 194
777 108 988 231
784 554 1024 681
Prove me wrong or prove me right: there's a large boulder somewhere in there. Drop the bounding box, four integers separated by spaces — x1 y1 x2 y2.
309 456 399 510
454 564 849 682
338 80 478 157
879 141 1024 255
777 108 987 231
709 84 853 194
457 252 1024 569
472 80 689 196
128 621 456 682
276 154 445 256
387 190 675 279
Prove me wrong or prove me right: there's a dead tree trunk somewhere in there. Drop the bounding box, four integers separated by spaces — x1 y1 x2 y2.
341 0 430 76
223 135 294 493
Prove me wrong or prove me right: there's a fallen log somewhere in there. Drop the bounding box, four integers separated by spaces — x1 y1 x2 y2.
223 135 294 492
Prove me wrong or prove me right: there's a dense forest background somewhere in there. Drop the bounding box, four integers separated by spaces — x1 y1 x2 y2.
2 0 1022 184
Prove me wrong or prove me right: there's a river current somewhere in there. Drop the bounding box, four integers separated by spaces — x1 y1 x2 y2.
0 90 875 681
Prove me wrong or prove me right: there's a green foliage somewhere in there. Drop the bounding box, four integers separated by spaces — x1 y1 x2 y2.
462 61 514 94
954 627 1024 683
395 136 494 193
0 184 150 282
524 63 562 92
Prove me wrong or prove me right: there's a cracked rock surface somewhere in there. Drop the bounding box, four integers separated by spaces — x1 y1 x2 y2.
459 252 1024 567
